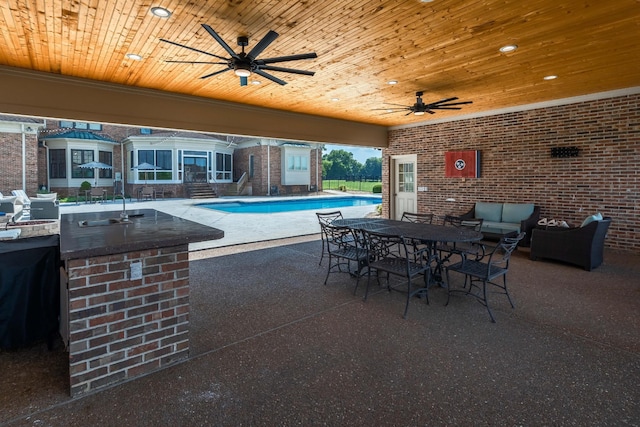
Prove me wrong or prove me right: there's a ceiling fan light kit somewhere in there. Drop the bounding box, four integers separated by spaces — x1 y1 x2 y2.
160 24 317 86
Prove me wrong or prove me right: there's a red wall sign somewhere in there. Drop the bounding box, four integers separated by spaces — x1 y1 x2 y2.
445 150 481 178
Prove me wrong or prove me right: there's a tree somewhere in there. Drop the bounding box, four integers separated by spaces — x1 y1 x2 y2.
323 149 362 179
362 157 382 179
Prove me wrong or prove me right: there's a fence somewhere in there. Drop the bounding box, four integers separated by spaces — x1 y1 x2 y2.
323 177 382 192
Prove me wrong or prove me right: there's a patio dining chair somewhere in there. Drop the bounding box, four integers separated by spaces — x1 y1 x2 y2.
141 186 155 201
89 188 106 203
321 223 369 295
437 215 485 263
401 211 434 224
316 211 350 265
362 229 437 319
445 232 525 322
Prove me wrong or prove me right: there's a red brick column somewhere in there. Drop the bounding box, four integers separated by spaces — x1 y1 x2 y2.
66 244 190 396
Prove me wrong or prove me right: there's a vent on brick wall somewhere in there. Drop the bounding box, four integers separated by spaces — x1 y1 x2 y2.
551 146 580 158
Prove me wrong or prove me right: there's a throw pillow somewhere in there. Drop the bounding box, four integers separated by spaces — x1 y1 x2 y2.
581 212 603 227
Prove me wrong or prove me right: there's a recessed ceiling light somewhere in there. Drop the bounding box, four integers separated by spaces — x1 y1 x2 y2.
499 44 518 53
150 7 172 18
331 98 340 102
419 0 435 3
251 80 261 85
125 53 142 61
543 75 558 80
387 80 398 85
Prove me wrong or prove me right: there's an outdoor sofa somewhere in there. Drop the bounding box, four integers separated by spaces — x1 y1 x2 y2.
460 201 540 247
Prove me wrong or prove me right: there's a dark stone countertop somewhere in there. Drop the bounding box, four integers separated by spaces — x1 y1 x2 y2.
60 209 224 260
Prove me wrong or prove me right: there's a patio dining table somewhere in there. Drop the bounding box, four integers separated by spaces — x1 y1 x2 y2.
332 217 483 245
332 217 484 285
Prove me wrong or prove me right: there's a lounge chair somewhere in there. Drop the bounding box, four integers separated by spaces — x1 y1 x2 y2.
11 189 31 212
30 194 60 219
0 193 24 221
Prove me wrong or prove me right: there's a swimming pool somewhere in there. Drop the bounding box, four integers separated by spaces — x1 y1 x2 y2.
198 196 382 214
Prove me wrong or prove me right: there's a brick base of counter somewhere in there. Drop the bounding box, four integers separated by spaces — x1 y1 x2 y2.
66 244 190 396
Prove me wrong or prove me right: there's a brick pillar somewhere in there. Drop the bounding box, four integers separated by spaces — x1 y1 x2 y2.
66 244 190 396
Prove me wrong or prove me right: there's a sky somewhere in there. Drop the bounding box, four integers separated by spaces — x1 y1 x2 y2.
323 144 381 164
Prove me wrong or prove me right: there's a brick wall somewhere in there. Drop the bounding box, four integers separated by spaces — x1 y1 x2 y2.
0 133 38 195
385 93 640 253
66 244 190 396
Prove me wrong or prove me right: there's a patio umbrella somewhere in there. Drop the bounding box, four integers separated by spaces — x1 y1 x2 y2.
79 161 113 187
133 162 159 184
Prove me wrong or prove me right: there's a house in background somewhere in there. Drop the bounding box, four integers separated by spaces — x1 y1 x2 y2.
1 116 322 198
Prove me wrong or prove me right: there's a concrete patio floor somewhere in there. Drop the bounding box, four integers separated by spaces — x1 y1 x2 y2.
0 234 640 426
1 228 639 425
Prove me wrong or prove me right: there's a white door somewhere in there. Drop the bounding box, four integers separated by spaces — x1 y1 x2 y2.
392 155 417 220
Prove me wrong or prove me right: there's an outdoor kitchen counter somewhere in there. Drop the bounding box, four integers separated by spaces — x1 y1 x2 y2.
59 208 223 259
58 208 224 396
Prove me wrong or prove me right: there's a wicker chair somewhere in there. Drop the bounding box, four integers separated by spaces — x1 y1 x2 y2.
530 218 612 271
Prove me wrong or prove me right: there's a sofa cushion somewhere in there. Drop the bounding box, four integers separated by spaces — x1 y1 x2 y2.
475 202 503 222
36 193 57 200
502 203 534 223
581 212 603 227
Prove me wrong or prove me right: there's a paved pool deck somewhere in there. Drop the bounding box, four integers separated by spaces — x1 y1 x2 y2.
59 192 380 251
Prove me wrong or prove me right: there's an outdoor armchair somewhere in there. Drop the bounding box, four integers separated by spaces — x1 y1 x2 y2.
530 217 612 271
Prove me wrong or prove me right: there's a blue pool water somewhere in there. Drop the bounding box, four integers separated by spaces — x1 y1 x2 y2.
198 196 382 214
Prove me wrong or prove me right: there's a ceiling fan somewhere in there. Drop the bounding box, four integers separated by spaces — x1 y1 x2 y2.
377 91 473 116
160 24 317 86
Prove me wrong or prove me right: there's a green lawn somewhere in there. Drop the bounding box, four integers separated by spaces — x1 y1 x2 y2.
322 180 382 193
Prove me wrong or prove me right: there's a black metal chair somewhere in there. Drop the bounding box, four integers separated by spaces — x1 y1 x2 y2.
321 223 369 294
401 211 434 224
445 232 525 322
437 215 485 264
362 229 437 319
316 211 346 266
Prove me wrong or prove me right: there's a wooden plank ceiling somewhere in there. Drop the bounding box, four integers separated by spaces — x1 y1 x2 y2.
0 0 638 127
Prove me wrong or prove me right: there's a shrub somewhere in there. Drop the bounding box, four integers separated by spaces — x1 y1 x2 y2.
372 184 382 193
338 185 347 192
80 181 92 190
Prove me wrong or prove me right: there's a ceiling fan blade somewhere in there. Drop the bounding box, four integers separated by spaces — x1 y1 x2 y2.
259 65 315 76
247 30 279 60
254 69 287 85
428 97 459 104
429 100 473 107
372 107 408 111
428 106 463 110
201 24 240 59
165 60 228 65
383 102 412 107
258 52 318 64
160 38 228 61
199 68 231 79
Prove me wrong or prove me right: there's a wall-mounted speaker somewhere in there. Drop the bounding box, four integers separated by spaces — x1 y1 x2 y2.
551 147 580 158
